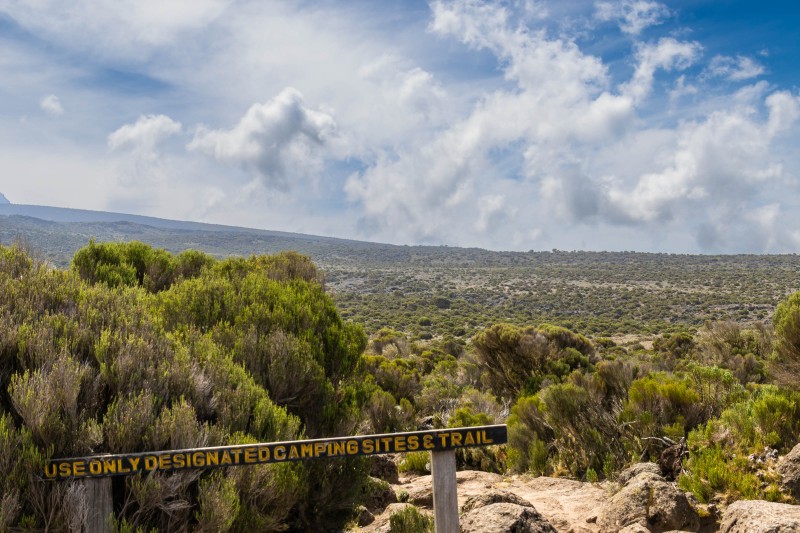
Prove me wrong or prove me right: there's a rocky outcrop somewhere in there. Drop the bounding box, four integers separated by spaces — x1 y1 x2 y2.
777 443 800 501
719 499 800 532
597 471 700 532
396 470 503 509
461 502 558 533
617 462 663 485
370 454 400 484
363 476 397 512
365 470 606 532
355 505 374 526
461 488 536 513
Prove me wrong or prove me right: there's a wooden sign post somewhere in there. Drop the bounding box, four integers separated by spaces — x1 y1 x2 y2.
46 424 507 532
431 449 459 533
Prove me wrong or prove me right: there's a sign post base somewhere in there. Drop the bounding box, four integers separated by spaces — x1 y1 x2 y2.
431 449 458 533
84 477 112 533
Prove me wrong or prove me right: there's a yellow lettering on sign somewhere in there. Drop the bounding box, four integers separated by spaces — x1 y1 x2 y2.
258 446 270 461
347 440 358 455
288 446 299 459
274 446 286 460
394 436 406 452
481 430 493 444
231 450 242 464
220 451 232 465
314 442 326 457
301 443 314 458
192 452 205 467
103 459 117 474
173 453 185 469
380 437 393 452
423 435 434 449
129 457 141 471
144 457 157 471
159 455 171 469
407 436 419 451
45 463 58 478
244 448 257 464
451 432 462 446
464 431 475 445
74 461 87 477
362 439 374 454
59 462 73 477
206 452 219 466
331 441 345 456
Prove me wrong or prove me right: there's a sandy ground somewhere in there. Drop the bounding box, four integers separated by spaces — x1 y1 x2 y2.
354 470 613 533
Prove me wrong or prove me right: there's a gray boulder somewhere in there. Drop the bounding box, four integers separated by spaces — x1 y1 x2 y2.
355 505 374 526
597 472 700 532
370 454 400 484
617 462 664 485
777 443 800 501
363 476 397 512
460 488 557 533
720 499 800 532
461 488 535 513
461 502 558 533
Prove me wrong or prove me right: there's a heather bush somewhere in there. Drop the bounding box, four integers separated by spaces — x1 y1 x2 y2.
0 242 371 531
389 505 433 533
679 385 800 503
472 323 594 401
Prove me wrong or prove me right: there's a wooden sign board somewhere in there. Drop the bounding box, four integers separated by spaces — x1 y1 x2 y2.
45 425 507 480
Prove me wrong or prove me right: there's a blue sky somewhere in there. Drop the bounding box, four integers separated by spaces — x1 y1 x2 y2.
1 0 798 253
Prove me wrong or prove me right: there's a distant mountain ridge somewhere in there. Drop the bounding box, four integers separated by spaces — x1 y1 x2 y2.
0 193 9 205
0 203 327 239
0 203 421 267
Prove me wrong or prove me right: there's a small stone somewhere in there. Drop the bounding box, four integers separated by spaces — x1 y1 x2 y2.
355 505 374 526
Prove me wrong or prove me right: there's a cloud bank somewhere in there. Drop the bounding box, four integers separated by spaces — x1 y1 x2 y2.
1 0 799 252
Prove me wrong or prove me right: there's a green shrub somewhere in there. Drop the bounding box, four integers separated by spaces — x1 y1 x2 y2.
621 372 701 444
680 385 800 503
678 446 763 503
472 323 595 401
0 243 371 531
772 292 800 388
389 505 433 533
399 452 429 474
195 474 240 532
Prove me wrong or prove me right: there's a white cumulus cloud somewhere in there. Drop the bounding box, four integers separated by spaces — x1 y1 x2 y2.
595 0 670 35
623 38 702 104
601 88 800 246
188 88 337 190
108 114 182 157
107 114 183 188
708 55 766 81
39 94 63 115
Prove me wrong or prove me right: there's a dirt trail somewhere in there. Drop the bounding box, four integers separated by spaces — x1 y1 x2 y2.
358 470 611 532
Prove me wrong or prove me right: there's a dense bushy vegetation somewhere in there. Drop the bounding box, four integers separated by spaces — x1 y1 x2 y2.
355 289 800 506
4 236 800 528
0 242 371 531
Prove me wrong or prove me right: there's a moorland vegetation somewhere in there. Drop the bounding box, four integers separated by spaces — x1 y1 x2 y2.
2 239 800 531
